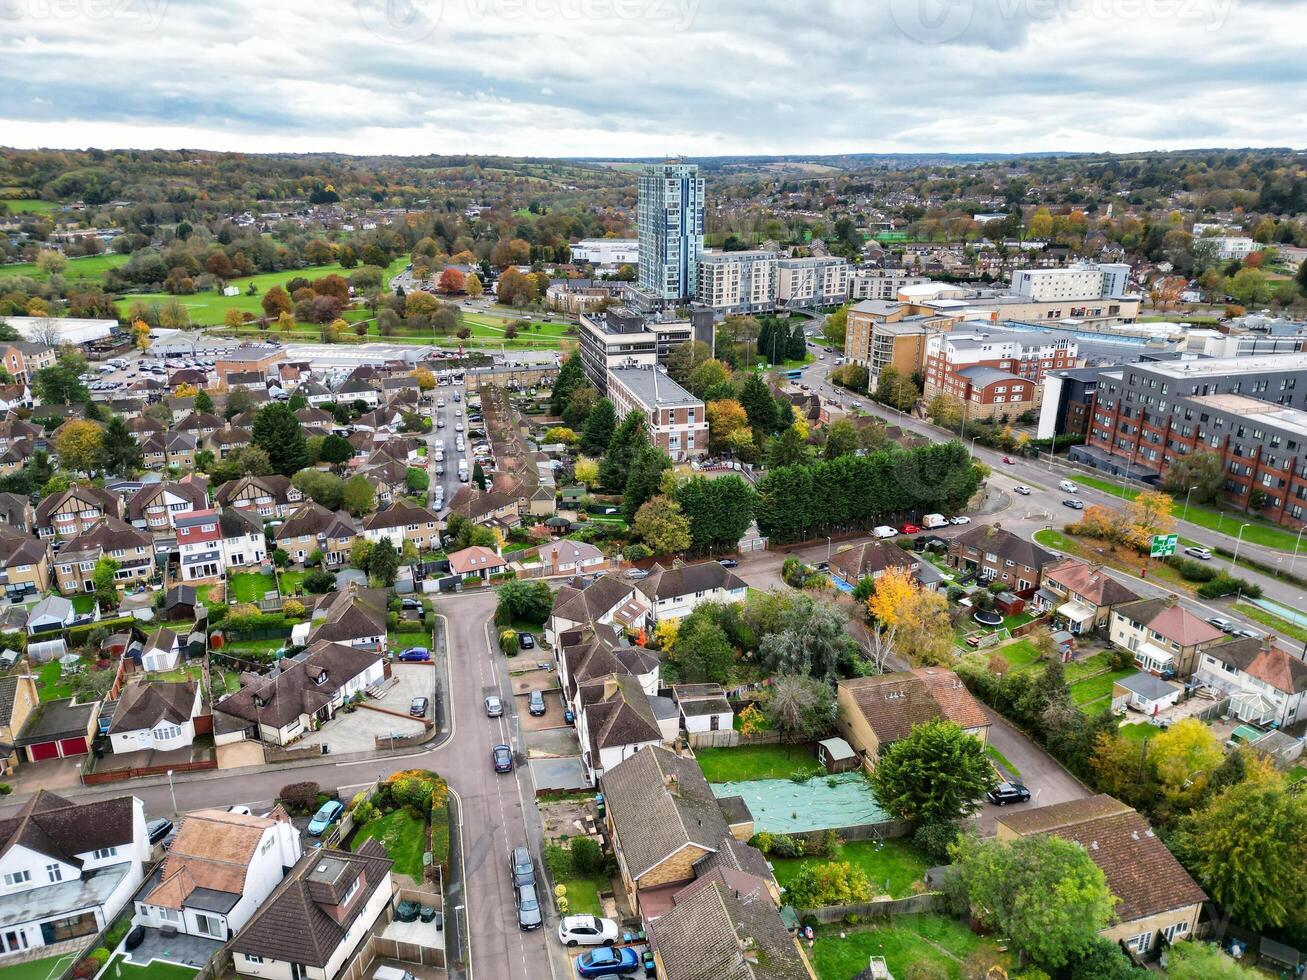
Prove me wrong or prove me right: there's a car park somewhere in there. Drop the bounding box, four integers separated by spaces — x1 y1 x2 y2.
485 695 504 717
510 844 535 888
307 800 345 835
1062 498 1084 510
986 782 1031 806
515 883 542 931
1184 546 1212 560
1014 485 1032 495
398 647 431 662
492 743 514 773
575 947 640 977
409 697 429 718
558 915 620 948
528 690 546 716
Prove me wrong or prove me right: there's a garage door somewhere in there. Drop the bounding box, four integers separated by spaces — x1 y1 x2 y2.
57 738 87 757
28 741 58 761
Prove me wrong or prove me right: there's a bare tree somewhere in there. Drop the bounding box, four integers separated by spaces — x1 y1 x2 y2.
864 623 898 674
30 317 61 347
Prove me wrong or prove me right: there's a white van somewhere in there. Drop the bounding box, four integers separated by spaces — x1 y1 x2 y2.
458 461 470 482
921 514 949 529
1059 480 1079 493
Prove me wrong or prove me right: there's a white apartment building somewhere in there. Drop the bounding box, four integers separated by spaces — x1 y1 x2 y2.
1206 236 1262 261
848 268 929 301
606 366 707 462
569 239 639 265
697 250 778 314
637 161 704 302
1011 263 1132 302
777 256 850 308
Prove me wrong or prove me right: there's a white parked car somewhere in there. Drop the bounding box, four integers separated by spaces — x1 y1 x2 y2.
1058 480 1079 493
872 525 898 539
948 516 971 525
557 914 619 947
1014 485 1032 495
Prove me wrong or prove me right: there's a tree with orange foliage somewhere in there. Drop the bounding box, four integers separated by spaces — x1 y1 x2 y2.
865 565 918 627
437 267 466 295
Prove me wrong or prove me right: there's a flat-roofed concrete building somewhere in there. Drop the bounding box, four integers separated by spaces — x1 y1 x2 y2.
607 365 707 461
577 308 711 394
697 250 778 314
776 255 849 308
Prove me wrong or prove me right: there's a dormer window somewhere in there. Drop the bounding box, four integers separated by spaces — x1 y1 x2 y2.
253 694 266 708
342 876 360 905
315 670 328 685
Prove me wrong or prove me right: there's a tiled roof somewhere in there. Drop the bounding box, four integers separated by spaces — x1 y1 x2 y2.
951 523 1055 569
362 501 438 530
584 675 662 756
305 589 388 645
0 790 136 864
447 546 506 575
1204 637 1307 695
838 668 989 745
149 808 285 909
1114 598 1224 647
1042 559 1140 607
829 541 918 582
217 641 381 729
109 681 196 734
550 576 641 626
637 562 746 602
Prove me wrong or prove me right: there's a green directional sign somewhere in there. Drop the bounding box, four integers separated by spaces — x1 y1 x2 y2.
1150 534 1178 558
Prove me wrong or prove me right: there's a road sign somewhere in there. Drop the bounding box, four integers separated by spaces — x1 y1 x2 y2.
1150 534 1178 558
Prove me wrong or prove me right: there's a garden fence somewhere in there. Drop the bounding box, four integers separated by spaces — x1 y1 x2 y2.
785 819 914 849
804 891 944 924
688 729 783 749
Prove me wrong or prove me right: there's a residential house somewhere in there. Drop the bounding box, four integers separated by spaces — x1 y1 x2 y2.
647 874 816 980
220 508 267 572
295 406 336 428
140 627 180 672
215 641 385 745
577 673 670 785
537 540 605 576
54 518 153 594
0 791 150 961
946 523 1055 594
636 562 747 624
0 492 35 534
547 575 650 646
447 486 522 529
361 501 440 552
139 432 167 470
601 746 773 916
1109 596 1226 678
837 668 990 767
1195 636 1307 727
214 476 301 519
0 382 30 412
1035 559 1141 634
107 681 202 754
557 625 662 714
164 430 198 470
135 808 302 943
297 588 389 652
205 426 253 460
295 379 336 407
0 674 40 773
275 503 358 566
829 540 941 591
447 546 507 581
671 684 734 734
996 795 1206 956
0 342 55 384
230 842 393 980
126 481 209 536
0 528 50 600
35 486 123 540
174 412 224 440
176 509 225 582
334 375 382 408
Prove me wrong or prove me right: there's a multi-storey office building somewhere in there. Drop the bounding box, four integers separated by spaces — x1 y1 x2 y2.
1011 263 1132 302
576 308 711 394
1079 353 1307 525
637 161 704 302
696 250 778 314
569 239 639 265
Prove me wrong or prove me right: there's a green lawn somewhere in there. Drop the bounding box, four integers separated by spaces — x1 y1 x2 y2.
986 743 1020 777
993 638 1044 669
70 594 96 614
278 570 307 596
102 955 201 980
557 873 605 917
773 839 929 901
1034 528 1072 552
220 637 287 655
809 915 1004 980
1073 475 1303 551
0 252 131 283
0 952 80 980
35 660 76 701
1119 722 1160 743
352 807 428 879
695 743 820 783
1070 667 1135 712
1289 765 1306 786
1236 601 1307 644
228 572 277 603
1 198 57 214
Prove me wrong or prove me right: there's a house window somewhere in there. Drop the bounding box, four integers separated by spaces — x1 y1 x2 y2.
195 914 224 938
4 870 31 886
1127 932 1152 953
244 956 264 965
157 907 180 923
153 725 183 741
46 864 62 883
342 877 360 905
92 847 118 860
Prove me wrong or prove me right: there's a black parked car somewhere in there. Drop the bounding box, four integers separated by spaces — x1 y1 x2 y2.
986 782 1032 806
515 883 543 930
146 818 173 845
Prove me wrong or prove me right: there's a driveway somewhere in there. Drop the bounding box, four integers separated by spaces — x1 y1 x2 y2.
317 664 436 754
973 707 1091 834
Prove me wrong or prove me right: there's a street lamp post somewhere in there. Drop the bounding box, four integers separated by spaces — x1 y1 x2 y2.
1231 523 1252 571
1291 525 1307 576
826 536 832 564
1182 486 1198 523
1119 458 1132 499
166 769 178 815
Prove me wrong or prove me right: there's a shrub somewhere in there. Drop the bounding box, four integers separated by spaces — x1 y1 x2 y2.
913 821 961 864
1106 646 1136 671
499 629 519 656
1169 557 1216 582
351 797 380 826
987 579 1007 594
751 832 803 858
624 543 651 562
784 860 872 908
1197 572 1262 599
571 836 603 875
280 781 320 804
282 599 305 619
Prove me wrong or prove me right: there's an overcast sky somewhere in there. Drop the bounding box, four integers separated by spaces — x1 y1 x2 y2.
2 0 1305 156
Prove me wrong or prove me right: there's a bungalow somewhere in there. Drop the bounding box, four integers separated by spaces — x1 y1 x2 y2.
829 540 941 591
0 791 150 963
361 501 440 552
140 627 180 672
136 808 302 943
836 667 990 767
230 842 393 980
1195 636 1307 728
1035 559 1140 635
447 546 507 581
946 523 1055 595
671 683 734 734
298 587 389 652
996 795 1206 956
635 562 747 624
107 681 202 754
537 539 605 576
1109 596 1225 679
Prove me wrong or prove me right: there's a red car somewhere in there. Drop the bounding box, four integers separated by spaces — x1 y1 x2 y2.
1002 456 1014 464
901 522 921 534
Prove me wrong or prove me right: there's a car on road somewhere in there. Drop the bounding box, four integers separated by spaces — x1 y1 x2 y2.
558 914 620 948
518 632 536 650
986 782 1032 806
901 522 921 534
1001 456 1014 464
575 947 640 977
228 805 252 816
397 647 430 662
1207 616 1236 633
528 690 546 716
307 800 344 835
485 695 504 717
872 525 898 539
409 697 429 718
1184 546 1212 560
146 818 174 845
1062 498 1084 510
949 516 971 525
1014 485 1032 495
717 558 739 568
1231 627 1260 639
510 844 535 888
515 882 543 931
455 422 464 432
492 743 514 773
1059 480 1079 493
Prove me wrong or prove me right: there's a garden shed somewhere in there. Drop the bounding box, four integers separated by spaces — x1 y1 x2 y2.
817 736 859 773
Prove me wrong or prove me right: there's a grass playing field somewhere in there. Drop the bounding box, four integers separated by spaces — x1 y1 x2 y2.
0 251 131 282
1 198 58 214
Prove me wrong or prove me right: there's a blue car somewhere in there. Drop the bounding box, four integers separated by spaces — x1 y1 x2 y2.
575 946 640 977
397 647 431 662
307 800 344 836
